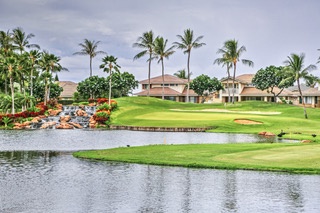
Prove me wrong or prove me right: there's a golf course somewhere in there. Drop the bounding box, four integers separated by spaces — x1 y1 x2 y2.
74 97 320 174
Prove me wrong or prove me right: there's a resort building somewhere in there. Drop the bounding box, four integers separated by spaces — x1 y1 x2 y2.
220 74 320 107
135 74 200 103
58 81 78 100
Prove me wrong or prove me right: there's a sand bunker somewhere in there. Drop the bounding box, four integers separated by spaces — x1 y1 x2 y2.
234 119 263 125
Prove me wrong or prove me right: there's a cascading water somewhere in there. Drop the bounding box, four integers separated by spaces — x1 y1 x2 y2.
30 105 97 129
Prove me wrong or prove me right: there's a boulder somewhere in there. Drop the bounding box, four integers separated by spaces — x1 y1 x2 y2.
75 109 88 117
40 121 57 129
60 115 71 123
264 132 275 136
48 109 62 116
258 131 267 135
56 122 74 129
301 140 312 143
70 122 83 129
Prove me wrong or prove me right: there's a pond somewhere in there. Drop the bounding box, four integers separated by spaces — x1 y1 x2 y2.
1 130 319 213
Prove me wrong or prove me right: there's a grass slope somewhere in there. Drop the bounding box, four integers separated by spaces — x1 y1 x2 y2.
73 143 320 174
112 97 320 141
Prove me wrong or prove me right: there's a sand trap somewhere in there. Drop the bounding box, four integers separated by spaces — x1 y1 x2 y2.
234 119 263 125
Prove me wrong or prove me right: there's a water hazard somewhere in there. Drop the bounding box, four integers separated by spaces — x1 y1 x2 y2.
0 130 318 212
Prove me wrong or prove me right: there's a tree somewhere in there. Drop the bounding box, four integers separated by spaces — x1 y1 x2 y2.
282 53 317 119
3 54 18 114
0 30 14 94
190 74 223 102
153 36 175 100
133 30 155 96
32 82 63 101
100 55 121 105
173 29 205 102
305 74 320 88
27 49 41 98
73 39 106 77
77 76 109 99
214 51 233 102
217 39 254 104
39 51 67 105
12 27 40 54
107 71 138 97
252 66 294 102
174 69 189 79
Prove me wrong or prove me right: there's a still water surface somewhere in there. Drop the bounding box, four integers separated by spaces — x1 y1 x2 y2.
0 130 319 213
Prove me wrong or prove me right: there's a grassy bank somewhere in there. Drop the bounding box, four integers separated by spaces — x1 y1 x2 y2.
73 143 320 174
112 97 320 141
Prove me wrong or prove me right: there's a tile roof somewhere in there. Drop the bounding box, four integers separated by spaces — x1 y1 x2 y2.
240 87 292 96
139 74 188 84
58 81 78 98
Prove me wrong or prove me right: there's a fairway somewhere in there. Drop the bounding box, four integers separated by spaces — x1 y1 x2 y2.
74 143 320 174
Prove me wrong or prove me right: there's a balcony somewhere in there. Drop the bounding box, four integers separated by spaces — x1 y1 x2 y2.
221 88 239 94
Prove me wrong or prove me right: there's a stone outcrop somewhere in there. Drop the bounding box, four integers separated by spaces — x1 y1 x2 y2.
40 121 57 129
75 109 88 117
48 109 62 116
56 122 74 129
258 131 275 136
70 122 83 129
60 115 71 123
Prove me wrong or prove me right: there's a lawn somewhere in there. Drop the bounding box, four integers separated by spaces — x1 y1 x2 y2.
73 143 320 174
111 97 320 141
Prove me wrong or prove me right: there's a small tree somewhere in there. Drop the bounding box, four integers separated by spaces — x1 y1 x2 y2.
190 74 223 103
77 76 108 99
252 66 294 102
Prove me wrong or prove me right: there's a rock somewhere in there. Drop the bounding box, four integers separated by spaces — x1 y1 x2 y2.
301 140 312 143
258 131 267 135
48 109 62 116
56 122 74 129
70 122 83 129
60 115 71 123
75 109 88 117
31 117 42 123
40 121 57 129
264 132 275 136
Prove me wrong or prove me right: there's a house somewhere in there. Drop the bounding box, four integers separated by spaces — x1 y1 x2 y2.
135 74 200 103
220 74 320 107
58 81 78 100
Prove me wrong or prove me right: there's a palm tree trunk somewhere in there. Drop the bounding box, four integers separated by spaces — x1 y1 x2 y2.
161 59 164 100
297 79 308 119
109 70 112 105
148 53 152 97
232 63 236 104
10 77 15 114
90 57 93 77
227 66 231 103
186 52 191 103
44 78 48 105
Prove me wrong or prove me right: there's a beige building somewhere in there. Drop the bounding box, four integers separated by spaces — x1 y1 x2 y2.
58 81 78 100
135 74 200 103
220 74 320 107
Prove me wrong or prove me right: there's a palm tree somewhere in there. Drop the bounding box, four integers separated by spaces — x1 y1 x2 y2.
2 53 18 114
73 39 106 77
153 36 175 100
0 30 14 94
214 55 233 102
282 53 317 119
173 29 205 102
133 30 155 96
40 51 67 105
217 39 254 104
100 55 121 105
12 27 40 54
28 50 41 98
174 69 189 79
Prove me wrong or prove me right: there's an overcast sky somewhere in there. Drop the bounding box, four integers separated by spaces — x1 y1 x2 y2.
1 0 320 83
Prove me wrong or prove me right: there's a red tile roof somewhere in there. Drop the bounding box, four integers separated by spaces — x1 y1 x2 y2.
139 74 188 84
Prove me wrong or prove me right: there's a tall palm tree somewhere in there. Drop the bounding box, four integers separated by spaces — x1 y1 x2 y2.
0 30 14 94
214 55 233 102
173 29 205 102
153 36 175 100
2 53 18 114
12 27 40 54
73 39 106 77
40 51 66 105
99 55 121 105
133 30 155 96
282 53 317 119
217 39 254 104
28 49 41 98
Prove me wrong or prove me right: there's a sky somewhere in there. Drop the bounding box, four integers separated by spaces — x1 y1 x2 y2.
1 0 320 85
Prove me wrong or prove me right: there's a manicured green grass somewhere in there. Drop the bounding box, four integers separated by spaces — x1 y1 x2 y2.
112 97 320 141
73 143 320 174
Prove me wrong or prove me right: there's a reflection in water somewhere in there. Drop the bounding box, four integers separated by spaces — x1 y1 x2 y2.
1 151 320 212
